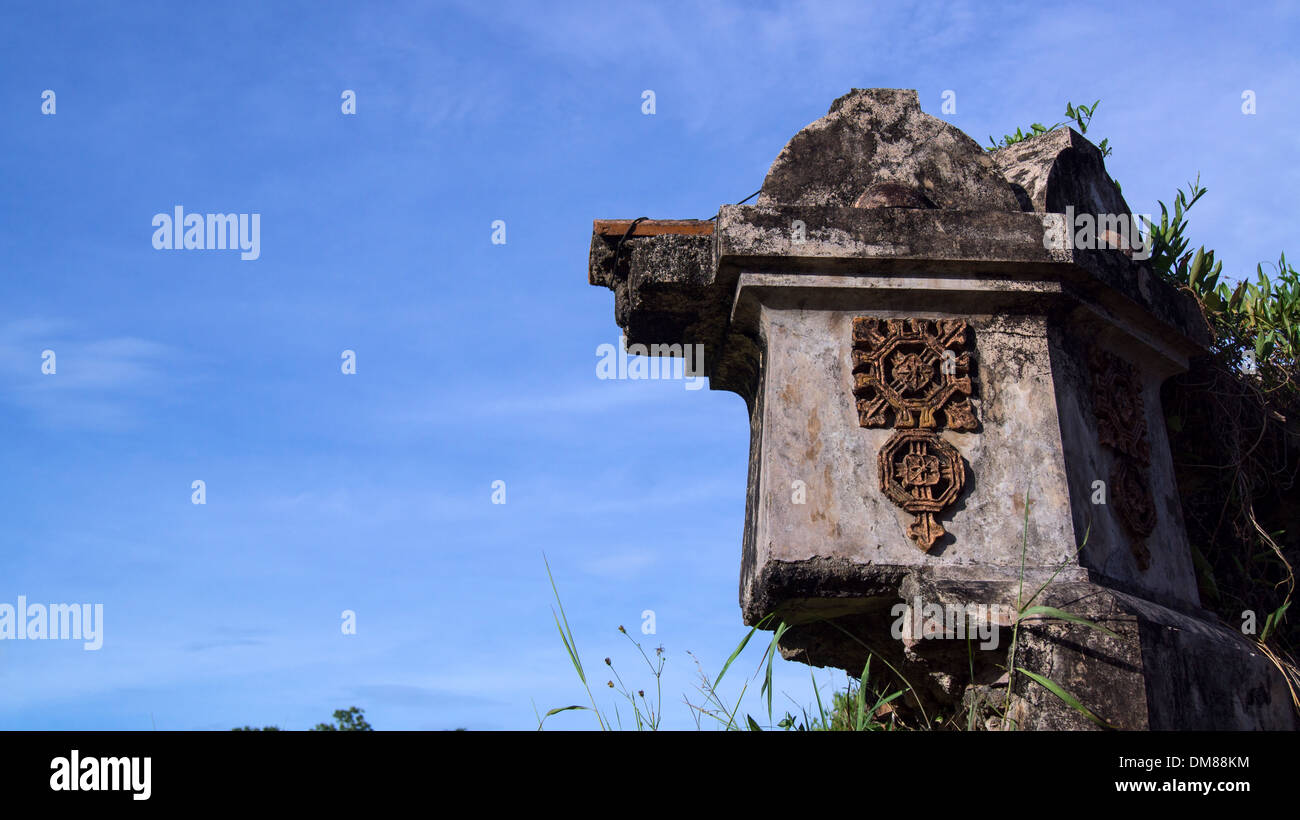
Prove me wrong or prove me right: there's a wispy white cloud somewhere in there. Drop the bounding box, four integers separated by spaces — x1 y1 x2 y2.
0 319 181 431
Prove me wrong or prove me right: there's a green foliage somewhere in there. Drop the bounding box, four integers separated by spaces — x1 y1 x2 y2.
1145 177 1215 282
1146 179 1299 662
769 659 904 732
541 561 908 731
1261 601 1292 642
1144 176 1300 392
312 706 373 731
987 123 1054 150
832 658 903 731
987 99 1111 157
544 505 1117 732
1217 253 1300 387
232 706 372 731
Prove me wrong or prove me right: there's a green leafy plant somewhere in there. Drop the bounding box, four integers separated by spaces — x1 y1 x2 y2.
987 99 1110 157
1142 175 1300 380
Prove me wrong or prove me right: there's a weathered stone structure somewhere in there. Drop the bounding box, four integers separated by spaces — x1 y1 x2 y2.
587 89 1298 729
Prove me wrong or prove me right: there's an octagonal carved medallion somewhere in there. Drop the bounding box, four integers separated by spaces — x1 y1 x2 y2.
852 317 978 431
852 317 978 552
877 429 966 552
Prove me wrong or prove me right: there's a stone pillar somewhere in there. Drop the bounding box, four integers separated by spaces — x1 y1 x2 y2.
587 89 1297 729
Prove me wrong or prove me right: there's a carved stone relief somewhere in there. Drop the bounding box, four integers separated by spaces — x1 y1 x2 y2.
851 318 978 431
852 317 977 552
1089 348 1155 570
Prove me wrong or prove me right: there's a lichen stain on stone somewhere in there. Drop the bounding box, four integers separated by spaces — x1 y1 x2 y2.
804 406 821 463
1011 493 1035 517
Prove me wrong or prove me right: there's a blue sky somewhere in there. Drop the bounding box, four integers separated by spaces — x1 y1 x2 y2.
1 1 1296 730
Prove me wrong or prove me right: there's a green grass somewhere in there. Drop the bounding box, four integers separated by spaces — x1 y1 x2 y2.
541 492 1126 731
539 558 907 731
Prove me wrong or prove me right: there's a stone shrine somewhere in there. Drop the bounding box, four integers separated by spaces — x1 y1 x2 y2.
587 89 1296 729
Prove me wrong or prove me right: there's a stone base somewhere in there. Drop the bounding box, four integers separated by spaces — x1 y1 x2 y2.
772 575 1298 730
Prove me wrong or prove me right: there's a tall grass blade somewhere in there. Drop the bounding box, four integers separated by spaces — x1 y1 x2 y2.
855 657 871 731
761 621 790 721
715 614 772 690
1017 605 1120 639
1016 667 1115 729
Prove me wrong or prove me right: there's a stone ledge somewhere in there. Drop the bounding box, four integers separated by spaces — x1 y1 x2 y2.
716 205 1210 353
762 573 1297 730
